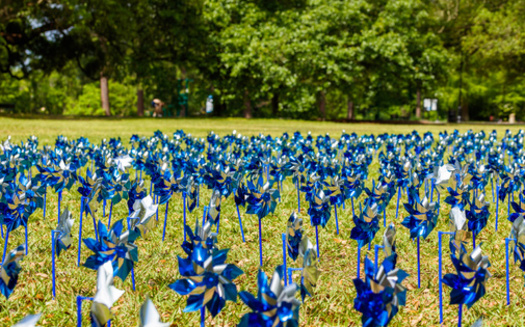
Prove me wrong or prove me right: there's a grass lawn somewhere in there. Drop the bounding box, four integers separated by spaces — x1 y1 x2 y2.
0 117 523 326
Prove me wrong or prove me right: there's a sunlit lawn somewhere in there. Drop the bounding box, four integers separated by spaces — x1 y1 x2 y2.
0 117 523 326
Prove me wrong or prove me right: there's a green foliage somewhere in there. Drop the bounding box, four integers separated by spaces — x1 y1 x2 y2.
0 0 523 120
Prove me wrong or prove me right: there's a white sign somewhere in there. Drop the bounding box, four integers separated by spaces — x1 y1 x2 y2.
424 98 438 111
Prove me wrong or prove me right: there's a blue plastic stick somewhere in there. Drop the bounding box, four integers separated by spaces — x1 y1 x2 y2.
287 267 303 285
52 230 59 299
103 199 106 219
235 204 246 242
473 232 476 248
131 266 136 291
383 208 386 227
496 183 500 231
395 187 401 219
183 192 187 241
506 237 515 305
155 195 159 221
351 197 355 217
76 296 94 327
216 212 221 234
202 206 208 225
334 205 339 235
77 197 84 267
162 201 169 242
438 231 454 324
2 230 9 263
258 217 263 267
296 179 300 213
200 307 205 327
282 233 287 286
417 236 421 288
357 245 361 279
430 179 435 201
315 225 320 259
374 245 384 271
43 191 47 219
197 186 200 208
107 202 113 228
58 191 62 223
491 177 495 202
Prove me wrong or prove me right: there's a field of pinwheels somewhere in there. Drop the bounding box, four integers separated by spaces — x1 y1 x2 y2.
1 117 525 327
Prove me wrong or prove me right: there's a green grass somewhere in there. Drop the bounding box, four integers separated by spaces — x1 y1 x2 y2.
1 117 524 326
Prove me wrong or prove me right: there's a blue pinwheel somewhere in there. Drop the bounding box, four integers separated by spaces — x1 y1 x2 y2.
169 243 243 319
466 194 490 246
0 245 25 299
238 265 301 327
245 176 280 220
401 189 438 240
353 255 408 327
351 200 380 248
83 220 138 282
442 242 491 318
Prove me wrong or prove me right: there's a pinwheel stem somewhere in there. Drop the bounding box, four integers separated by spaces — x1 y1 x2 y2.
417 236 421 289
505 237 513 305
183 193 187 241
1 230 9 264
431 179 435 201
236 204 245 242
76 296 94 327
258 217 263 267
197 186 200 207
0 225 3 239
200 307 205 327
383 209 386 228
334 205 339 235
473 232 476 248
438 231 453 324
139 170 142 182
315 225 320 259
162 201 169 242
78 197 84 267
296 179 301 213
43 191 47 219
491 177 494 202
395 187 401 219
57 190 62 223
155 195 159 221
52 230 58 299
357 245 361 279
351 197 355 217
282 233 287 286
202 206 208 225
495 183 499 231
131 266 136 291
107 202 113 228
103 200 106 218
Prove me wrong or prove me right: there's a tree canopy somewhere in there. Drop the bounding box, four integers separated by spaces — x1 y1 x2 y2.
1 0 524 121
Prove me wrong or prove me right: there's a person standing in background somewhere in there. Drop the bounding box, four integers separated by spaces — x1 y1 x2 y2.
152 98 164 117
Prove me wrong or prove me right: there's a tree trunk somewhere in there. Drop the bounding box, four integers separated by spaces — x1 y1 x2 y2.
319 91 326 121
415 87 421 119
137 88 144 116
271 93 279 116
100 73 111 116
347 100 354 120
243 90 252 119
461 101 469 121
